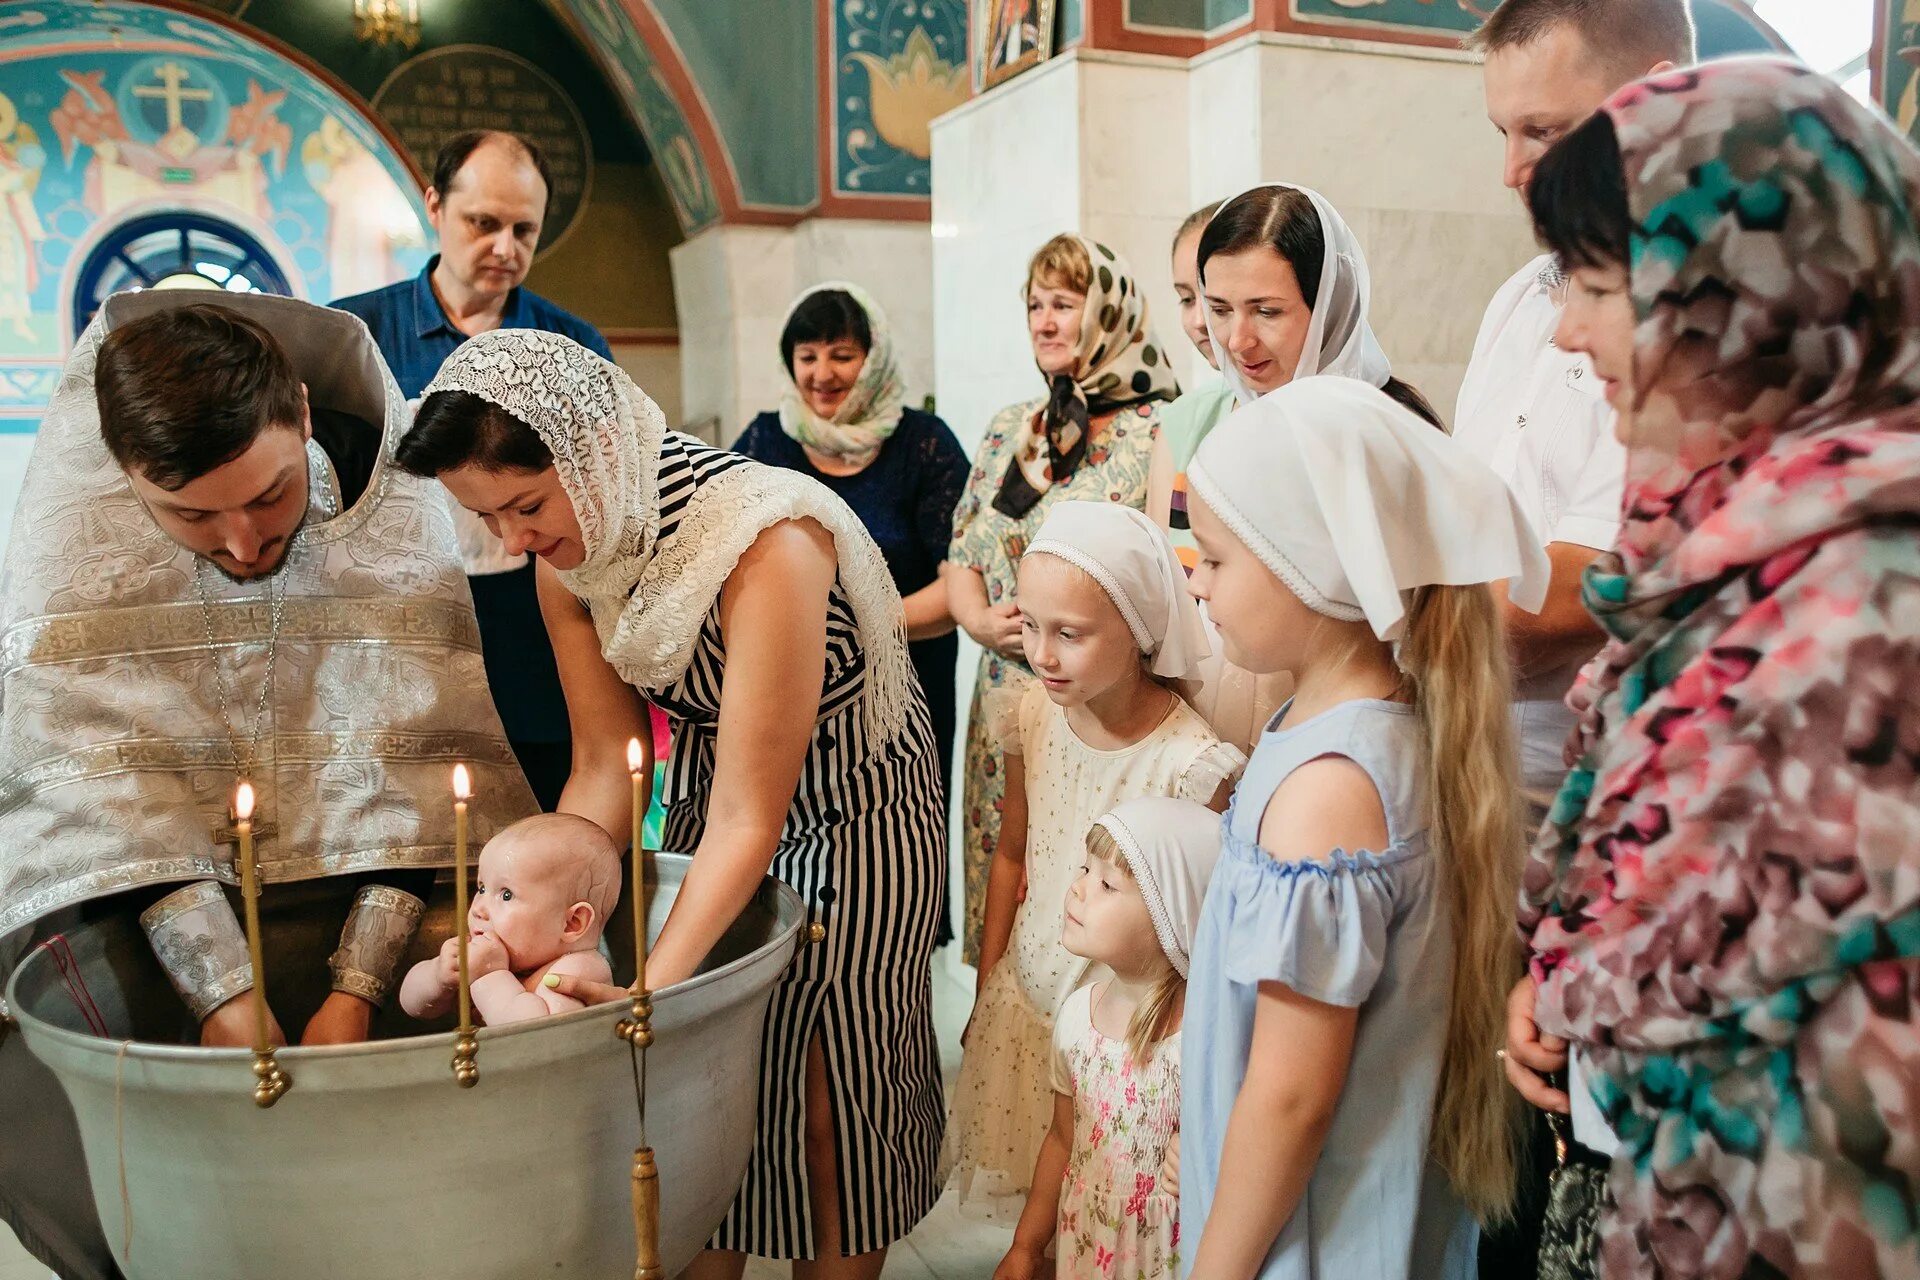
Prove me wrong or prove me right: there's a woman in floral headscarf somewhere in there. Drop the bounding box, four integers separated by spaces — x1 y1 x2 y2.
947 234 1177 962
1507 59 1920 1279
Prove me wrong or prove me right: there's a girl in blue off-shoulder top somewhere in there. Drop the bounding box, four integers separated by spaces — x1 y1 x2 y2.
1174 377 1552 1280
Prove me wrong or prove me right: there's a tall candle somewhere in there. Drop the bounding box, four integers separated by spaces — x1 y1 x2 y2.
627 738 647 993
233 780 269 1057
452 764 472 1036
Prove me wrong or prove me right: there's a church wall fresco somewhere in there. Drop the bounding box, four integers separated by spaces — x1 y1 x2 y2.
0 1 430 436
835 1 969 199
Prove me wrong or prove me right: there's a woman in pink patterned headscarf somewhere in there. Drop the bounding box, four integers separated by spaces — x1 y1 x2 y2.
1512 59 1920 1280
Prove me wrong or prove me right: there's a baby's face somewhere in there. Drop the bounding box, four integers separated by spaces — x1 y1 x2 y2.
469 836 589 973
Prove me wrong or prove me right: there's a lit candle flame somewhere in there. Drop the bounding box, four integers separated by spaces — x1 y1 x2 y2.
234 780 255 823
452 762 471 801
627 736 644 775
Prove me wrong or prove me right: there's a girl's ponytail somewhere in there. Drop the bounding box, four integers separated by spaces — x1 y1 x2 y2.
1397 582 1522 1224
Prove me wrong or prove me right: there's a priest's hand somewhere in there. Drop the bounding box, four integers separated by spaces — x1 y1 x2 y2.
200 990 287 1049
301 991 375 1046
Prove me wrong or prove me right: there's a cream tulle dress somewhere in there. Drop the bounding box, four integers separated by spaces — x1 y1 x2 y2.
939 683 1242 1221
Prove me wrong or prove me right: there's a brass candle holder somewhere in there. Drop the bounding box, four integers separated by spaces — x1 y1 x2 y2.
617 737 662 1280
451 764 478 1088
233 781 290 1108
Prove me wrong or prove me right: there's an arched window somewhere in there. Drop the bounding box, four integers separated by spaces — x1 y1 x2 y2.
72 212 293 338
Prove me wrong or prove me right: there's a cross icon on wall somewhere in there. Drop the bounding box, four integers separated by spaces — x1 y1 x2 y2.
133 61 213 135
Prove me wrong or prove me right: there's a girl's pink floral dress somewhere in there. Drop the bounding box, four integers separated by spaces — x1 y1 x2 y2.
1052 983 1179 1280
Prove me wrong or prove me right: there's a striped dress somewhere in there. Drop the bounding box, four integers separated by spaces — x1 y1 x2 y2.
646 434 948 1258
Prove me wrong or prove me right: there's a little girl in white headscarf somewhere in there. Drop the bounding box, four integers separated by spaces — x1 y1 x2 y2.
995 796 1223 1280
1179 377 1546 1280
941 501 1245 1223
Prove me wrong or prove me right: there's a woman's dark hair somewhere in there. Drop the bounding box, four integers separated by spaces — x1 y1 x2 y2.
1528 111 1632 273
1198 186 1446 431
780 289 871 375
396 390 553 476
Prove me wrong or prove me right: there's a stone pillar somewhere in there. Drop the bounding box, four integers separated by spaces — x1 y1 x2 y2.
669 219 935 443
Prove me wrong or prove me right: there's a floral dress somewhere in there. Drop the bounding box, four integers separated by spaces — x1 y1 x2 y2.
949 398 1159 962
1054 983 1180 1280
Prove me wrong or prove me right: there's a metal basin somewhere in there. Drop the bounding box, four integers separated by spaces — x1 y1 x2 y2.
3 854 802 1279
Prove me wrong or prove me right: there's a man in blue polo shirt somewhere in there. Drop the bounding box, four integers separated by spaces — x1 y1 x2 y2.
333 129 608 811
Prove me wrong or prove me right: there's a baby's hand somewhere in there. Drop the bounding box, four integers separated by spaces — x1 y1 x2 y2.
467 932 511 979
434 937 461 988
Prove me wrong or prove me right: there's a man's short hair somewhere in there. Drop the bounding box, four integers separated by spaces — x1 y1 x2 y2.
430 129 552 208
95 303 306 490
1468 0 1696 76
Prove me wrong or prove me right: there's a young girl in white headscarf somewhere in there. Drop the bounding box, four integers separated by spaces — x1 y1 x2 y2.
1179 377 1547 1280
941 501 1244 1223
995 797 1223 1280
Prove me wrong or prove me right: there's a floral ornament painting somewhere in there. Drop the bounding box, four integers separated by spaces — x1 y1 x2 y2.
977 0 1055 91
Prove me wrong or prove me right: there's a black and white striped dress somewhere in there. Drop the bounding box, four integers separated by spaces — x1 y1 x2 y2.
645 434 947 1258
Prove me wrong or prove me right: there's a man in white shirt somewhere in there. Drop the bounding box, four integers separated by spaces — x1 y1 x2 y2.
1458 0 1697 824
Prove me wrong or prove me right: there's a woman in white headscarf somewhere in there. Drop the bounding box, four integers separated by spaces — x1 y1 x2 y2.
1149 183 1434 758
398 332 945 1278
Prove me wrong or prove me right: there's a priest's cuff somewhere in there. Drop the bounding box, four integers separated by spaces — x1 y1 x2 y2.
328 885 426 1007
139 881 253 1023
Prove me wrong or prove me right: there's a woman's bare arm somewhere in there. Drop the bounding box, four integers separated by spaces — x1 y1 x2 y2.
538 559 652 835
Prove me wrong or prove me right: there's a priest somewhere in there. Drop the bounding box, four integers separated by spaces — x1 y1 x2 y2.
0 291 534 1277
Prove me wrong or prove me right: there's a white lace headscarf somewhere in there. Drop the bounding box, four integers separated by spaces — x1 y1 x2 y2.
1200 183 1393 407
423 331 916 743
1092 796 1223 978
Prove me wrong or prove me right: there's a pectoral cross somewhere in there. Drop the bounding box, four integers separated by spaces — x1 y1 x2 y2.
211 817 278 851
133 62 213 134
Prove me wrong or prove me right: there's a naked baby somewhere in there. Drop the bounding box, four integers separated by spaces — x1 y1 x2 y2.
399 812 620 1024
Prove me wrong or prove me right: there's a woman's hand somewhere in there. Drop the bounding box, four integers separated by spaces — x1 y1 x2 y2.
1504 974 1571 1113
949 566 1025 657
1160 1132 1180 1198
543 972 634 1006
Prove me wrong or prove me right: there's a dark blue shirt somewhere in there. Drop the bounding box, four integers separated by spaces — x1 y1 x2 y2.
330 255 612 399
734 407 970 792
329 257 608 754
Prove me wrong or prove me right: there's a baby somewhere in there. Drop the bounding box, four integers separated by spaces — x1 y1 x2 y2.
399 812 620 1025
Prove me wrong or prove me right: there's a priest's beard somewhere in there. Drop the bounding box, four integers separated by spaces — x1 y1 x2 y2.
202 501 313 585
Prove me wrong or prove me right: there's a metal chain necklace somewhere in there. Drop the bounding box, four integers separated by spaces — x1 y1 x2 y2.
194 558 287 781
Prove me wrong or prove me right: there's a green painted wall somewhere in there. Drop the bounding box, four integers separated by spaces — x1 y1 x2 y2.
650 0 818 210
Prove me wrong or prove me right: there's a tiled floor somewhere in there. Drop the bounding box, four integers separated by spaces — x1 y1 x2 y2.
1 947 1010 1280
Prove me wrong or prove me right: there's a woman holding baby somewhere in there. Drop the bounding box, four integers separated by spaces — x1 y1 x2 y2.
397 332 946 1280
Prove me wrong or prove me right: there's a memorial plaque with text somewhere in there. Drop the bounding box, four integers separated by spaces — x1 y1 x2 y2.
374 45 592 255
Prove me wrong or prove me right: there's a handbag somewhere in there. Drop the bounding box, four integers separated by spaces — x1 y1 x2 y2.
1536 1103 1605 1280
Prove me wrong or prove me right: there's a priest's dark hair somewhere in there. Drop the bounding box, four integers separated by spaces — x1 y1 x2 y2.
780 289 872 375
1467 0 1696 80
431 129 553 208
397 391 554 476
1196 186 1445 431
95 302 308 491
1527 111 1632 273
